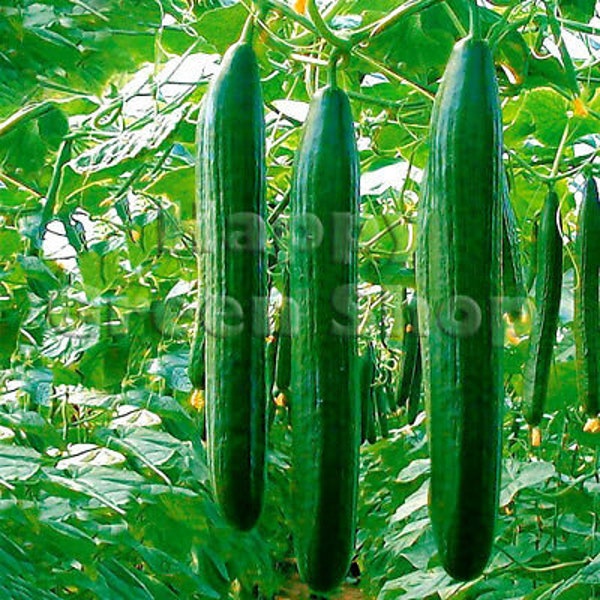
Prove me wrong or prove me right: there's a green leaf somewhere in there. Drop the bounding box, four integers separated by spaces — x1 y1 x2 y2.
0 228 22 258
146 166 195 221
78 334 130 392
396 459 430 483
580 554 600 584
37 106 69 149
558 0 596 22
148 351 192 392
499 459 556 506
78 250 121 300
194 3 247 53
0 445 41 482
379 567 460 600
360 258 415 287
391 480 429 523
0 411 63 450
71 104 189 174
16 255 62 299
110 428 182 468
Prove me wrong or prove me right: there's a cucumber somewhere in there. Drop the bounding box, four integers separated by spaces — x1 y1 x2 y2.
416 35 503 581
198 41 267 531
574 177 600 418
188 316 205 390
406 346 422 426
375 386 390 438
360 343 376 444
526 219 539 294
365 379 378 445
266 332 278 427
522 191 563 426
190 389 207 441
396 293 420 414
273 273 291 399
502 179 527 317
289 84 360 593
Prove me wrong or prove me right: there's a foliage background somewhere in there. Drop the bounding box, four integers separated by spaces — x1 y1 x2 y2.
0 0 599 598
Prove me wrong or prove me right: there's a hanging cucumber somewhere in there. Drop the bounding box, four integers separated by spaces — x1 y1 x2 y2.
375 386 390 438
395 293 420 413
406 346 422 426
522 190 563 427
416 34 503 581
360 343 376 444
384 382 397 415
526 219 539 294
574 177 600 418
273 272 291 401
365 378 378 445
502 180 527 317
266 331 278 427
189 312 207 440
290 82 360 594
198 37 267 531
188 313 205 390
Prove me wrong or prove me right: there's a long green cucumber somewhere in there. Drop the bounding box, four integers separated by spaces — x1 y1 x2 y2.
375 386 390 438
366 377 378 445
574 177 600 418
198 41 267 531
502 180 527 316
360 344 376 444
406 346 422 426
266 331 278 427
522 191 563 426
526 219 539 293
289 84 360 594
273 273 291 399
188 315 205 390
396 293 420 411
416 35 503 581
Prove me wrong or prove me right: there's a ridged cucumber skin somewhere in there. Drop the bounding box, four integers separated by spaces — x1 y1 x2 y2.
396 294 420 412
289 85 360 594
198 42 267 532
522 191 563 426
502 182 527 315
416 36 503 581
574 177 600 417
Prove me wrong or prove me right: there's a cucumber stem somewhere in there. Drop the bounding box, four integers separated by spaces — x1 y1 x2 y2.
545 1 579 97
38 138 73 247
0 101 55 139
307 0 351 50
328 51 340 88
240 12 255 43
469 0 481 40
550 121 570 180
